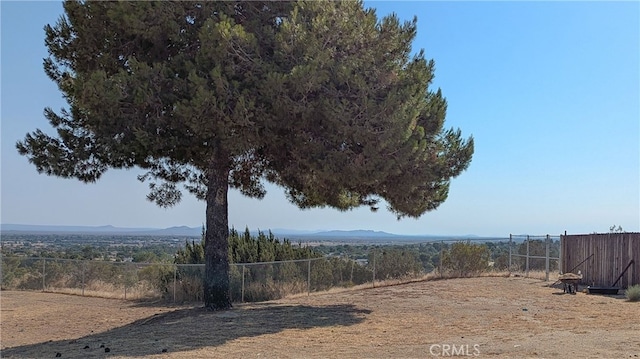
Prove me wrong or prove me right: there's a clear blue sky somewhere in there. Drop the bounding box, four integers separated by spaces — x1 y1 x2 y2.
1 1 638 237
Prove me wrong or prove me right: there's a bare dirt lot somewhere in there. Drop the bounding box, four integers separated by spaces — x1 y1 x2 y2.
2 276 639 358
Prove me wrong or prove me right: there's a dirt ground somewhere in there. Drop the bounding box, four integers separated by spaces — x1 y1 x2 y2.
2 276 639 358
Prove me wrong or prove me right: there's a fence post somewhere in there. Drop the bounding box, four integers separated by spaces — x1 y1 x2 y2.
307 259 311 295
42 258 46 292
525 235 530 277
124 263 128 300
439 241 444 278
350 255 355 284
82 261 86 296
545 234 550 281
173 265 177 303
371 249 376 288
242 264 246 302
559 233 563 273
509 234 512 273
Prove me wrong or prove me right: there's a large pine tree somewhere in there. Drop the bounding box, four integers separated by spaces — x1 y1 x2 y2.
18 1 473 310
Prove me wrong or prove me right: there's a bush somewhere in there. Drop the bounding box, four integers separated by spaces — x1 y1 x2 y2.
2 256 27 289
441 242 490 277
626 284 640 302
369 248 423 281
138 264 174 294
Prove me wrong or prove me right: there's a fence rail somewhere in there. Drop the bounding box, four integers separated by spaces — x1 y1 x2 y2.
508 234 561 281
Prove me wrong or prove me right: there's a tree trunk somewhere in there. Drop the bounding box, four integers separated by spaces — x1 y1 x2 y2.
203 166 232 310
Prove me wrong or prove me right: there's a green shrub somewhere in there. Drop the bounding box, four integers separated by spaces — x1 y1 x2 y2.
2 256 26 289
626 284 640 302
369 248 423 280
310 258 334 291
441 242 490 277
138 264 174 293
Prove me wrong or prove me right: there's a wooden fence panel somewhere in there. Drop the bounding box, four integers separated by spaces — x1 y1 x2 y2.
632 234 640 286
561 233 639 288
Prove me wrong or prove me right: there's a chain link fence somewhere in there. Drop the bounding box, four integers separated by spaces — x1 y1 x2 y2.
0 252 421 303
1 235 561 303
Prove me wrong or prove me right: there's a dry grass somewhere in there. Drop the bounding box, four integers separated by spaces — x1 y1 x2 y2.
45 286 158 301
3 275 639 359
30 270 558 303
626 285 640 302
42 279 162 300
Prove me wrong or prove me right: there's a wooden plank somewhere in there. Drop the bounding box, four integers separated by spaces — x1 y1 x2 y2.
561 233 640 288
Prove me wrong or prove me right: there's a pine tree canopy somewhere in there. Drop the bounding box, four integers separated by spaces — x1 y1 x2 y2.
17 0 473 309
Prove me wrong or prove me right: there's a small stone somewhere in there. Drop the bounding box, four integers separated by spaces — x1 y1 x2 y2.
105 347 110 353
55 353 62 357
99 344 105 348
162 348 168 353
83 346 90 349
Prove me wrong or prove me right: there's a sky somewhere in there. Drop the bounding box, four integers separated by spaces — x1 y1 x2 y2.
1 1 639 237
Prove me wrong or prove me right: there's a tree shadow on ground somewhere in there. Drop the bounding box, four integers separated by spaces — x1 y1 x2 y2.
2 303 371 358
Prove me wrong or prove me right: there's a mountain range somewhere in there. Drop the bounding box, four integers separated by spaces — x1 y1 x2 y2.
0 223 483 240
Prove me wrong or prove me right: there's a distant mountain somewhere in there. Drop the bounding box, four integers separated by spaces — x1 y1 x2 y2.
1 224 152 233
269 228 318 236
151 226 202 236
0 224 198 236
306 229 400 238
0 224 399 237
0 223 492 241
